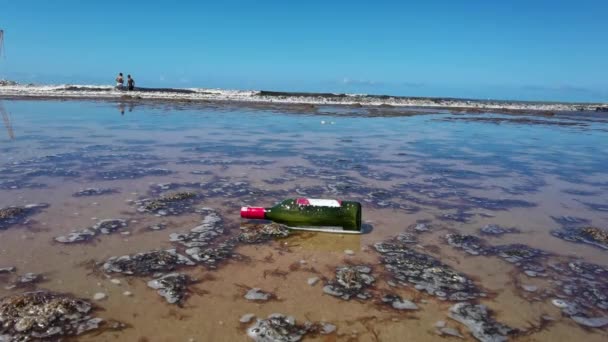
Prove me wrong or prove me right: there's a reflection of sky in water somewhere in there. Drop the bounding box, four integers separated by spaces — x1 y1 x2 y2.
2 101 608 184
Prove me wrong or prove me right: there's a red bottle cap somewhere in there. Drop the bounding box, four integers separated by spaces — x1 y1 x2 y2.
240 207 266 219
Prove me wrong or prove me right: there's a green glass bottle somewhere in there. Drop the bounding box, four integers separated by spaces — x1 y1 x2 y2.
241 198 362 233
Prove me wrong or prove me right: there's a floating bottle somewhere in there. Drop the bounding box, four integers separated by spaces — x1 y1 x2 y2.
240 198 362 234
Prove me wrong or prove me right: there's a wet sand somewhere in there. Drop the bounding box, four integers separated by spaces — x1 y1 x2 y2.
0 99 607 341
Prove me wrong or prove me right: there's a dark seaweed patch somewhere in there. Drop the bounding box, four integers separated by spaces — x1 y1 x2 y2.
550 216 591 226
478 224 520 236
147 273 195 305
562 189 600 196
73 188 119 197
136 192 200 216
93 167 171 180
437 211 474 223
103 249 194 275
445 234 489 255
577 201 608 212
449 302 517 341
0 204 49 230
0 291 121 340
0 179 47 190
465 196 536 211
322 265 375 300
551 226 608 250
374 237 483 301
237 223 290 244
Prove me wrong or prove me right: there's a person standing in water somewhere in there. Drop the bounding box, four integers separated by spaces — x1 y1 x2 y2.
127 75 135 91
115 73 124 89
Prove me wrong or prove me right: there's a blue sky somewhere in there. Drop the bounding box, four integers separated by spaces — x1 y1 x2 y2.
1 0 607 102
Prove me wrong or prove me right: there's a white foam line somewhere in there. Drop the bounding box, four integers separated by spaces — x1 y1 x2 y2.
0 84 605 112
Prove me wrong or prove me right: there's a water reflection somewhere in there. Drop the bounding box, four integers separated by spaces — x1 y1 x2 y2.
117 102 134 115
0 101 15 140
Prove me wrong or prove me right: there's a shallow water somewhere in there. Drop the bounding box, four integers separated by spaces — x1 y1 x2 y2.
1 100 608 341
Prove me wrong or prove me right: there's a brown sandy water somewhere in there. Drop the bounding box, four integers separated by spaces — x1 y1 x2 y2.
1 100 608 341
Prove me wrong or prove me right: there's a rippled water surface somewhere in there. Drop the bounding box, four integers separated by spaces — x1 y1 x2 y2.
1 100 608 341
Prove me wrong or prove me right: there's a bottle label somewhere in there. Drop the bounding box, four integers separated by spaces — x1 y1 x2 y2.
296 198 341 207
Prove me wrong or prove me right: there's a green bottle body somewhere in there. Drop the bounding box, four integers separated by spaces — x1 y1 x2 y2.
241 198 362 233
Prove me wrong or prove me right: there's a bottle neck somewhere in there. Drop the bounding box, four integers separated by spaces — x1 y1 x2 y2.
240 207 267 219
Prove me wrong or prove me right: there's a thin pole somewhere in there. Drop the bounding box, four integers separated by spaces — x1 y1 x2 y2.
0 30 4 58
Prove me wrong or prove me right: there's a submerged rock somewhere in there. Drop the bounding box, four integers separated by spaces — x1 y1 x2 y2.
396 232 418 244
561 277 608 311
55 228 97 244
247 313 327 342
487 244 548 277
93 293 107 301
411 222 432 232
445 234 488 255
551 298 608 328
137 192 200 216
95 219 128 234
479 224 520 236
5 272 43 290
147 273 192 305
0 291 109 340
317 322 337 335
0 267 15 274
437 326 464 338
103 249 194 275
240 313 256 323
323 265 375 300
238 223 290 244
381 294 418 310
488 244 548 264
55 219 128 244
551 226 608 250
73 188 118 197
562 260 608 280
169 209 223 248
438 211 474 223
307 277 319 286
148 223 167 231
550 216 590 226
16 273 40 284
521 285 538 292
449 303 515 342
185 240 237 268
247 314 305 341
0 204 49 230
244 288 273 302
374 239 482 301
570 316 608 328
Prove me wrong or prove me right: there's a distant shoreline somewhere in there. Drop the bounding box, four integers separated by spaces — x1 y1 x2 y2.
1 83 607 114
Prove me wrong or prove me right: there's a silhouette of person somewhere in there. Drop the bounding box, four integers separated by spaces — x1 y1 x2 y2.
115 73 124 89
127 75 135 91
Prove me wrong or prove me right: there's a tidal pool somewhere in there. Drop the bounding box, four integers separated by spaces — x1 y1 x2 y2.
0 100 607 341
